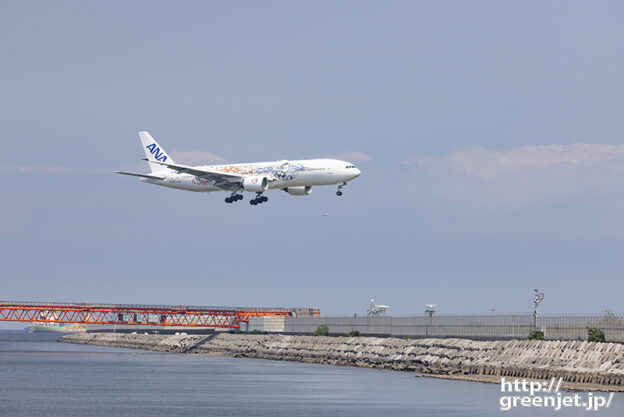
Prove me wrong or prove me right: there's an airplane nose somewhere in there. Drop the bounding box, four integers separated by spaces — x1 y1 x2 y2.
353 168 361 178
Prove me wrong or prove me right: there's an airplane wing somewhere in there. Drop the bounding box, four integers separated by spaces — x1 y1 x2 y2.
115 171 165 180
142 159 245 190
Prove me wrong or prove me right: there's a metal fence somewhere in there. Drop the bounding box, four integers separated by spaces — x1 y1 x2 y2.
277 313 624 342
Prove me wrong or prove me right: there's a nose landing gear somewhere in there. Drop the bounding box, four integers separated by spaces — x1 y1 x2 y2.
336 182 347 196
250 193 269 205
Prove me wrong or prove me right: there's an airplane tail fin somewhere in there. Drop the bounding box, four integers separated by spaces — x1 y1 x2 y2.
139 131 174 173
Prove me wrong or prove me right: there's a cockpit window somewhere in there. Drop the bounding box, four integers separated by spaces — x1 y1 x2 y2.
345 165 356 168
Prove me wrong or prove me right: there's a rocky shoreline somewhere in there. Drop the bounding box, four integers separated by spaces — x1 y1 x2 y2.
59 333 624 391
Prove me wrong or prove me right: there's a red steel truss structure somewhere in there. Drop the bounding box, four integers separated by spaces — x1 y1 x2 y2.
0 301 320 328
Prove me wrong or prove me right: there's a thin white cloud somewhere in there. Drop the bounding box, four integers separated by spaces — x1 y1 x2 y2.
410 144 624 179
0 165 107 174
325 151 371 163
404 143 624 238
116 150 229 173
0 151 230 176
408 144 624 207
169 150 229 165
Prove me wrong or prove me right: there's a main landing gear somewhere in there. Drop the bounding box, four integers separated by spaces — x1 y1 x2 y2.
225 193 243 204
250 193 268 205
336 182 347 196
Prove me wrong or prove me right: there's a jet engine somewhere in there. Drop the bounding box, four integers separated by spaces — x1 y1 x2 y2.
285 186 312 196
242 176 269 192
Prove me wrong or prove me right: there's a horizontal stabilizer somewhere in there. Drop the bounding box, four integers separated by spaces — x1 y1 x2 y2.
115 171 164 180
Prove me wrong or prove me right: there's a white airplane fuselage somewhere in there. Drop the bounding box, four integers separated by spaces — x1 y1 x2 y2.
144 159 360 192
117 132 361 204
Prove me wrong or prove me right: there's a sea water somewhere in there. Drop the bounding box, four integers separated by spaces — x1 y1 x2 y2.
0 331 622 417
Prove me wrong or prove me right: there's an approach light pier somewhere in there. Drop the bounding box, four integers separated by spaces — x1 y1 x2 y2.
0 301 320 328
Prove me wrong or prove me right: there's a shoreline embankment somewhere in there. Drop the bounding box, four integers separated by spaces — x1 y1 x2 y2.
59 333 624 391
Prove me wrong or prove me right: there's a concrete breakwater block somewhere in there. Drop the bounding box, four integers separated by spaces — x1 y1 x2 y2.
59 333 624 391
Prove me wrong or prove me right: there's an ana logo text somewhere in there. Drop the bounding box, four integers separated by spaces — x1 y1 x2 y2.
145 143 167 162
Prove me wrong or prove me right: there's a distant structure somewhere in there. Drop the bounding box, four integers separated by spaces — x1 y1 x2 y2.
424 304 437 337
533 289 544 330
425 304 437 318
367 297 391 316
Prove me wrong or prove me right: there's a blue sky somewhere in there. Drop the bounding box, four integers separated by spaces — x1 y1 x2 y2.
1 1 623 321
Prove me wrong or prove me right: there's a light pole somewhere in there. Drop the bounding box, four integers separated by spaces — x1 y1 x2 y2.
425 304 436 337
533 289 544 331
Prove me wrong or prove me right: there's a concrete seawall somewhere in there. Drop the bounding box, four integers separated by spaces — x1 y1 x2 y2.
59 333 624 391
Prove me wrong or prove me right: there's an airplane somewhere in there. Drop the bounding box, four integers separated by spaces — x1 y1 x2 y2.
116 131 361 205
